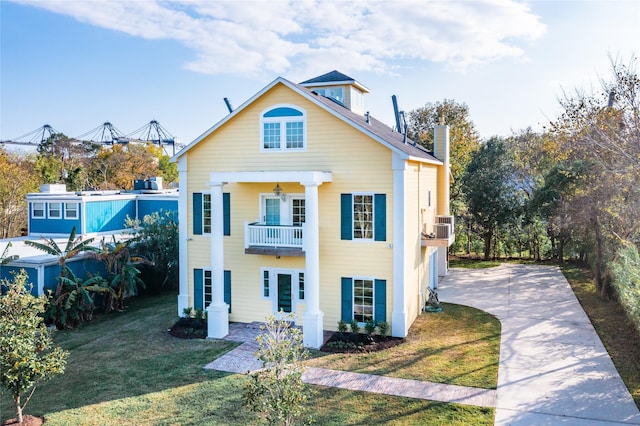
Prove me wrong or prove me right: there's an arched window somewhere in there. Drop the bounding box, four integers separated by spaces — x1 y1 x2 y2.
261 105 306 151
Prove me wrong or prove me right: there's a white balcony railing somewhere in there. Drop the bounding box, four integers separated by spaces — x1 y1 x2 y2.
245 222 304 249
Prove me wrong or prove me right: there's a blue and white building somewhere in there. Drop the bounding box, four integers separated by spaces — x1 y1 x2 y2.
1 179 178 296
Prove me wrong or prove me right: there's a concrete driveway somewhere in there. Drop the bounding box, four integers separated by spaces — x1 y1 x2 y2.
438 263 640 425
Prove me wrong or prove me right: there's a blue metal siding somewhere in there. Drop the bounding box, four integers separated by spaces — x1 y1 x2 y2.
29 202 82 235
137 199 178 219
67 258 107 281
85 200 136 233
0 266 39 296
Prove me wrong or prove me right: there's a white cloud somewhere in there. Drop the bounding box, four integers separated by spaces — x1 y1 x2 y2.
13 0 546 75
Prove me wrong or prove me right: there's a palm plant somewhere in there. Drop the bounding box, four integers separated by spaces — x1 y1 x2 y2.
25 227 104 328
24 226 97 287
45 269 112 328
91 236 152 311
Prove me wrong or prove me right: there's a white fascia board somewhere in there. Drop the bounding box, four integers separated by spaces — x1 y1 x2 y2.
171 77 287 163
301 80 371 93
171 76 437 166
210 171 332 185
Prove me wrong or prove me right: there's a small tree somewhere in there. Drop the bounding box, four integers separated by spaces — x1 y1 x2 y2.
0 271 68 423
244 313 312 425
126 210 178 292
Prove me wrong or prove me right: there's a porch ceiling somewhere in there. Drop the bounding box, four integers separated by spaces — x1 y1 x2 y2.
210 171 332 185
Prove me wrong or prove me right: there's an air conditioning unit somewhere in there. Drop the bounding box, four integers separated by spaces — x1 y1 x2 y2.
434 223 452 239
435 215 454 227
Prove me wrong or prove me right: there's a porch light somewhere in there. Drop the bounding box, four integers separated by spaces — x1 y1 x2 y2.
273 183 286 201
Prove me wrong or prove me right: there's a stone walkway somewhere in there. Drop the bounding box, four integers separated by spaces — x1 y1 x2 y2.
204 321 496 408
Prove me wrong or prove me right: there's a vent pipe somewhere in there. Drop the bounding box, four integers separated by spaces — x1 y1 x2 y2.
392 95 402 133
223 98 234 113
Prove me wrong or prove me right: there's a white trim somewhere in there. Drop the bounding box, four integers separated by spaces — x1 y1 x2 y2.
211 170 332 185
177 155 189 316
31 202 45 219
171 77 441 165
64 202 79 219
350 193 375 241
392 153 408 337
261 267 305 315
260 104 307 153
47 202 62 219
352 276 376 325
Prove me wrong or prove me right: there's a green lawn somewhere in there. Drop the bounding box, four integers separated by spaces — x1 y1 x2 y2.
306 303 501 389
1 293 496 425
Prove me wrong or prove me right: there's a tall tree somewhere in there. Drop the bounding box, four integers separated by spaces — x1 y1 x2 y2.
407 99 481 211
0 149 40 238
548 55 640 296
462 137 522 260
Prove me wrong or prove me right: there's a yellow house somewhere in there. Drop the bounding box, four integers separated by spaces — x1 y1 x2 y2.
172 71 454 348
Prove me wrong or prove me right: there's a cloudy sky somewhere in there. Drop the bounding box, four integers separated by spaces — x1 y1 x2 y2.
1 0 638 149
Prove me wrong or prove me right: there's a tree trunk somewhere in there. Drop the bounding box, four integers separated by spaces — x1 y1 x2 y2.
483 229 493 261
593 215 604 294
15 394 23 424
558 238 565 263
467 221 472 256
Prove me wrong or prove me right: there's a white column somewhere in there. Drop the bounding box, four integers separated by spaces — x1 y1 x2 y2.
177 156 189 316
301 182 324 348
391 154 408 337
207 181 229 339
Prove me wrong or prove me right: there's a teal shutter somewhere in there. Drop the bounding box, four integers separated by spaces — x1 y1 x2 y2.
341 277 353 321
223 192 230 236
341 194 352 240
224 270 231 313
374 193 386 241
374 279 387 323
194 269 203 310
193 193 203 235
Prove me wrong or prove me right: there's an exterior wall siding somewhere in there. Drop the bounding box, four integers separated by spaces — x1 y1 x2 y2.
29 202 82 235
185 83 395 331
137 199 178 219
85 199 136 233
0 266 39 296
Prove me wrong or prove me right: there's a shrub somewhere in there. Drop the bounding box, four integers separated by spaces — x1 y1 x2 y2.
194 308 204 320
349 318 360 334
337 320 348 334
244 313 312 425
364 320 376 336
182 307 193 318
610 242 640 332
377 320 390 336
0 271 68 424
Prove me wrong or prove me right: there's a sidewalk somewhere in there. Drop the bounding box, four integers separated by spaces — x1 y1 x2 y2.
438 263 640 425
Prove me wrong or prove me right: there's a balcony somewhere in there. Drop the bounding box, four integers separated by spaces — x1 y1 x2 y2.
244 222 305 257
421 215 455 247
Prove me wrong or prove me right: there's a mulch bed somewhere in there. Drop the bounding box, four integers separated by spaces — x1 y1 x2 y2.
168 317 207 339
2 415 44 426
319 333 405 353
168 319 405 353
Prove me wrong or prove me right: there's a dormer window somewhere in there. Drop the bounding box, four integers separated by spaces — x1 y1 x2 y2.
261 105 306 151
314 87 345 105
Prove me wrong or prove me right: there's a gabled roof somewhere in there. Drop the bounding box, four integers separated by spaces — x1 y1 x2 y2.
172 77 440 165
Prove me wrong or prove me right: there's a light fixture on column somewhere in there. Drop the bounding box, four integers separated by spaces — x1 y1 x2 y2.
273 183 286 201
